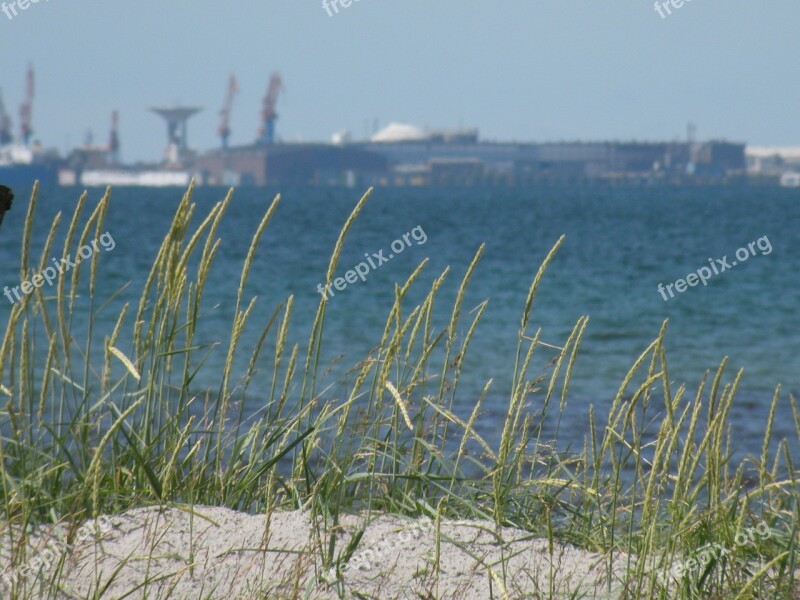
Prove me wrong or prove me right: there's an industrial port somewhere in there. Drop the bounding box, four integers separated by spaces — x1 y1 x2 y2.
0 66 794 188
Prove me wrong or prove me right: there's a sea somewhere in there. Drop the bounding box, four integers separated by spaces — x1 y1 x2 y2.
1 183 799 463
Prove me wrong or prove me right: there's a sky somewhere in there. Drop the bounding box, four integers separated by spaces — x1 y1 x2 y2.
1 0 799 162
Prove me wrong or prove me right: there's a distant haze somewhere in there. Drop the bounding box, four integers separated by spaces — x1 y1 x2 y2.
1 0 798 162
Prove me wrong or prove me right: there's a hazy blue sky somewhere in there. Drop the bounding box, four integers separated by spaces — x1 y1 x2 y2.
1 1 798 162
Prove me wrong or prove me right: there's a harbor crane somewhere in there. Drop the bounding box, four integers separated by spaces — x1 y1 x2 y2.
19 65 34 146
258 72 283 145
108 110 120 165
217 74 238 149
0 89 12 145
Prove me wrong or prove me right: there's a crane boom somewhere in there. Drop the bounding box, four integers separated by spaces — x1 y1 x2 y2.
0 89 12 145
19 65 34 146
108 110 120 164
217 74 238 149
258 73 283 145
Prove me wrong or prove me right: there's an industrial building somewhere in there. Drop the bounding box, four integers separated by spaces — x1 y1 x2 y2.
153 75 748 188
346 125 746 186
1 67 750 189
195 143 387 187
195 118 746 188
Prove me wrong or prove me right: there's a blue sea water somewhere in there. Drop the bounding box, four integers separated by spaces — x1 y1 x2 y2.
1 183 799 459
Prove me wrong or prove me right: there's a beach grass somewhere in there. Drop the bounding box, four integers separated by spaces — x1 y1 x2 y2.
0 183 797 598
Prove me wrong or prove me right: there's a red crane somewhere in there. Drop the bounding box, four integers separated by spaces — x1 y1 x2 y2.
217 74 238 149
19 65 34 146
258 73 283 145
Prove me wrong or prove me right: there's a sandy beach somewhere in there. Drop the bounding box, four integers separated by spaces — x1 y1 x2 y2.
0 506 626 599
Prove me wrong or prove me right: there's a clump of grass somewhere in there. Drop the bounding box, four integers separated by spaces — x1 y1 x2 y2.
0 183 797 598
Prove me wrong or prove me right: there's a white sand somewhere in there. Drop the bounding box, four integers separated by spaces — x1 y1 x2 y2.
0 506 627 599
